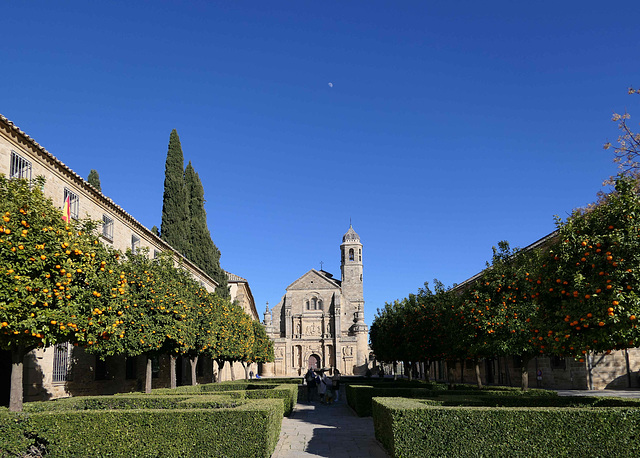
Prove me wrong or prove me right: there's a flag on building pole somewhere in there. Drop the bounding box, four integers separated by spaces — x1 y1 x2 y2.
62 195 71 223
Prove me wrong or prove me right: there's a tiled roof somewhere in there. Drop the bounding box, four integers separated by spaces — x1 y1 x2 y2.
226 271 248 283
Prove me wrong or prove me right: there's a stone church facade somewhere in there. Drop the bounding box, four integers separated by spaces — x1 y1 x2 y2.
262 226 369 376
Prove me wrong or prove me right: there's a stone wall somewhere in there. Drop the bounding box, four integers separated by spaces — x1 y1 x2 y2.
416 350 640 390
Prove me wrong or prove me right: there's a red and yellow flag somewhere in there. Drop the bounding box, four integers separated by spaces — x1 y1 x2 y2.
62 195 71 223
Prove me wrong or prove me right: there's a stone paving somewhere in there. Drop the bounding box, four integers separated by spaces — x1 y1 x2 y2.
557 389 640 398
271 388 389 458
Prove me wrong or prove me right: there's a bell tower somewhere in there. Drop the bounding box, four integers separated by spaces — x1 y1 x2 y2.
340 225 368 373
340 224 364 319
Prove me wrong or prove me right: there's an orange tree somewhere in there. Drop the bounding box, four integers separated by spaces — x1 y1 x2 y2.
86 249 224 391
533 175 640 361
90 249 213 392
0 176 125 411
370 300 406 377
457 242 541 388
209 300 255 381
406 281 463 381
154 256 202 386
86 249 163 392
243 319 274 378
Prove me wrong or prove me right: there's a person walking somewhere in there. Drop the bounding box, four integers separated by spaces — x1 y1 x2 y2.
321 372 333 404
305 368 317 402
317 371 327 404
332 369 341 402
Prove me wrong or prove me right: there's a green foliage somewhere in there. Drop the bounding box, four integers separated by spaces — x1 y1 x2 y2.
534 175 640 359
0 176 127 410
87 169 101 192
151 382 297 416
345 383 556 417
184 161 229 298
248 320 275 364
457 243 541 361
373 396 640 458
210 301 255 364
0 176 124 353
161 129 189 255
23 394 242 412
0 398 283 458
0 413 42 457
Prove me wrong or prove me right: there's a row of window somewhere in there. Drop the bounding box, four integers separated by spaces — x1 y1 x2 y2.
10 151 147 254
306 297 323 310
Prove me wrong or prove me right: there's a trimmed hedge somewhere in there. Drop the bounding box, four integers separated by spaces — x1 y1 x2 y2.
340 377 445 389
152 382 298 416
465 394 640 408
0 398 283 458
22 394 241 412
373 397 640 458
346 384 556 417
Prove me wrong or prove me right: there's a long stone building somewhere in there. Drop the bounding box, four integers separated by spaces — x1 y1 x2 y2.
0 114 258 405
262 225 369 376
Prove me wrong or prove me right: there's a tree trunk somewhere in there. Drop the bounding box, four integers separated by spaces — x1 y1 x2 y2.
211 358 217 383
625 348 632 388
474 358 483 389
230 361 236 381
447 361 455 388
424 361 430 382
189 355 198 386
145 355 152 394
9 346 26 412
408 362 413 381
460 360 465 384
170 355 177 389
216 359 225 382
393 361 398 381
241 361 249 380
521 356 530 391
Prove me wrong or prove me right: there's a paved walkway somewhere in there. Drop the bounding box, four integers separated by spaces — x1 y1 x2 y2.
271 389 389 458
557 389 640 398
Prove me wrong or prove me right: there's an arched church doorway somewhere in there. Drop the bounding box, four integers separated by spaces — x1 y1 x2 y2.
308 354 320 370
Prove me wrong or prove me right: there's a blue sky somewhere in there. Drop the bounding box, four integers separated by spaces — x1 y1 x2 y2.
2 1 639 329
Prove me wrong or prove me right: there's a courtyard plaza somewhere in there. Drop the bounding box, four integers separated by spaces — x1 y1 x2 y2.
271 384 640 458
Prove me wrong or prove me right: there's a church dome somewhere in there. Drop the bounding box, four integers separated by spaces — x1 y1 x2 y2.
342 225 360 243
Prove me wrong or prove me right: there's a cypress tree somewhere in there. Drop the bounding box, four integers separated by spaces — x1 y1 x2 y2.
184 162 229 298
161 130 189 255
87 169 102 192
